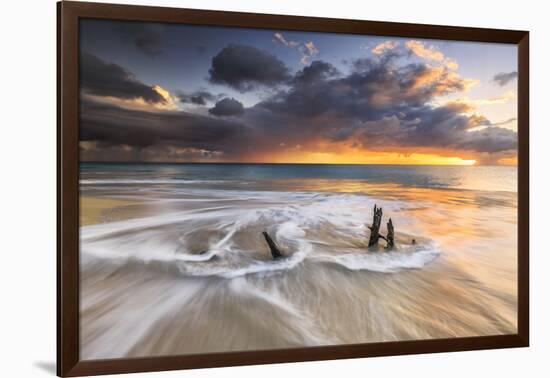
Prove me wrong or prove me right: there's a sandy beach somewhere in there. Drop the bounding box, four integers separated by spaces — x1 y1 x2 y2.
80 197 133 226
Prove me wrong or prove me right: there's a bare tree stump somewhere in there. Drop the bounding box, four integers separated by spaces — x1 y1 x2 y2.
386 218 395 249
262 231 284 259
367 205 396 249
368 205 383 247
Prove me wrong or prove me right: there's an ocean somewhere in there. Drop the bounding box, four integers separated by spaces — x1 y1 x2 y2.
79 163 518 359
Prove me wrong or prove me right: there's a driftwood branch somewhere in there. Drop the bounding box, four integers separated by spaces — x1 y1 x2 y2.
262 231 284 259
386 218 395 249
367 205 395 249
368 205 383 247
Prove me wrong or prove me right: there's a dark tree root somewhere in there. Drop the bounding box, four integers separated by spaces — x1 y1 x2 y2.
262 231 284 259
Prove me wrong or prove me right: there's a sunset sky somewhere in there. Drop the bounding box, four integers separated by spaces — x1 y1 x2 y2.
79 20 518 165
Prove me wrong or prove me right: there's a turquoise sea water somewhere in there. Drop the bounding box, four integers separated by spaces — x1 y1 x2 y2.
80 163 517 193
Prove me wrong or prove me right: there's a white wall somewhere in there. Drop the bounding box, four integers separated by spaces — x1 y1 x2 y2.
1 0 548 376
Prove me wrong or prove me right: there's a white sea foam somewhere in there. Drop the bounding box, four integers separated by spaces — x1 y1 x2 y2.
311 245 441 273
81 189 439 278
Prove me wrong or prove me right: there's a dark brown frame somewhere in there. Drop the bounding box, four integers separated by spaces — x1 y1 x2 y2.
57 1 529 376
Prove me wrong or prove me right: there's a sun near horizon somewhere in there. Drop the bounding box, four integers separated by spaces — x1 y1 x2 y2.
252 150 479 166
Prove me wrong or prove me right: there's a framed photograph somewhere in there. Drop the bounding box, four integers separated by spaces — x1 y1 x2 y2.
57 1 529 376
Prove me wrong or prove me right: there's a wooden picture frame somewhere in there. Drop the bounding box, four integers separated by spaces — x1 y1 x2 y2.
57 1 529 376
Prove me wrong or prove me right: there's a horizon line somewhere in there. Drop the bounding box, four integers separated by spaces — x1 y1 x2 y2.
79 161 515 168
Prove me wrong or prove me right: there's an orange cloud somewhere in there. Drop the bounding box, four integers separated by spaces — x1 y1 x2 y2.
151 85 178 110
408 66 478 97
371 41 399 55
406 40 459 70
406 40 444 61
444 58 459 70
84 84 178 112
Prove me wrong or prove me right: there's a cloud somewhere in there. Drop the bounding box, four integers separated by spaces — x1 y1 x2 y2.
406 40 444 61
115 23 164 57
484 117 517 132
150 85 178 110
80 45 517 164
208 44 290 92
446 90 515 110
477 90 516 105
78 56 252 161
273 32 299 47
252 55 516 155
371 41 399 55
444 58 459 70
177 90 217 105
80 52 166 104
293 60 340 85
330 104 516 154
80 98 253 161
208 98 245 116
81 142 225 162
405 40 458 69
273 32 319 65
491 117 517 127
300 41 319 65
493 71 518 86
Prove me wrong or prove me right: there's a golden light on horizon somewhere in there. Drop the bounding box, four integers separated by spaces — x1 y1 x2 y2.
254 148 479 166
497 156 518 166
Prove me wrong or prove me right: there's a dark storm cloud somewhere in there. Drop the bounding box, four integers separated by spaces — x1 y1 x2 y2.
250 54 517 154
352 103 517 153
78 54 254 161
493 71 518 86
176 90 217 105
80 99 253 158
80 52 165 104
115 23 164 57
453 124 518 153
208 44 291 92
293 61 340 85
260 55 467 119
209 98 245 117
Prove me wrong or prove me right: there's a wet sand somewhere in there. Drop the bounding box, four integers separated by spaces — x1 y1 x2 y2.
80 197 138 226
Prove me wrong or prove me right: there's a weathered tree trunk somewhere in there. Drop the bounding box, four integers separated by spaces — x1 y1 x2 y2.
386 218 395 249
368 205 383 247
367 205 396 249
263 231 284 259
